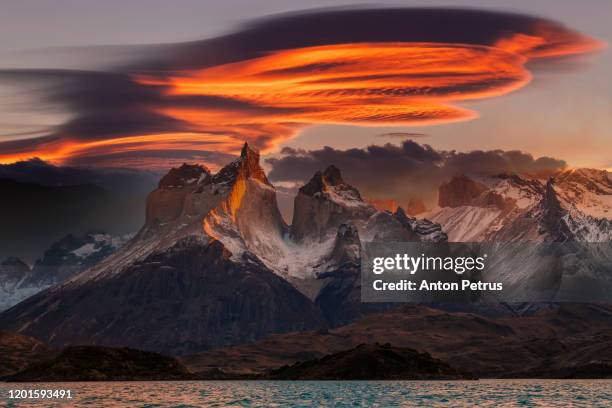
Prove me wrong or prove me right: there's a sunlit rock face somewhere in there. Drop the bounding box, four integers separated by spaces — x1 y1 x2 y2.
146 164 210 226
203 143 287 268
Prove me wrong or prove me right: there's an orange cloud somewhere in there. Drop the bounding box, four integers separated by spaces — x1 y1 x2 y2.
135 37 601 157
0 8 604 169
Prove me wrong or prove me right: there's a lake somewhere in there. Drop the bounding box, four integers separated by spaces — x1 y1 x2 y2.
2 380 612 407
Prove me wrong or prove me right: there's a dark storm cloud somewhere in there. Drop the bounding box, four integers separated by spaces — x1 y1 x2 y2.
0 68 305 165
0 69 303 141
0 69 190 149
138 7 578 71
266 140 567 206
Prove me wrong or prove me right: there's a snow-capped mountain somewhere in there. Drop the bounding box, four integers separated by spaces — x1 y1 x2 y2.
0 143 446 354
0 233 130 312
26 232 132 286
552 168 612 241
0 257 33 312
426 169 612 305
427 169 612 243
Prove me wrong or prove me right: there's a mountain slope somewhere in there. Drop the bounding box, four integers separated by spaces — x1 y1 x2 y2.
425 170 612 305
0 144 327 354
0 233 129 312
428 170 612 243
0 331 54 377
0 257 32 311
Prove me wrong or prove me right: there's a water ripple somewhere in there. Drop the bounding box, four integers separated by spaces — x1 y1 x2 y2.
1 380 612 407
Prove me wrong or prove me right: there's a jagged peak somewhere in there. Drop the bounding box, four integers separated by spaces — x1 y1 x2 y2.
393 207 448 242
212 142 270 186
322 165 344 185
299 165 359 198
158 163 210 188
538 177 573 242
395 206 408 219
328 222 361 266
336 222 359 240
240 141 257 159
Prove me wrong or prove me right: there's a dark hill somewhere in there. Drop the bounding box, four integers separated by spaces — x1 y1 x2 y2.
268 343 474 380
5 346 192 381
0 331 54 377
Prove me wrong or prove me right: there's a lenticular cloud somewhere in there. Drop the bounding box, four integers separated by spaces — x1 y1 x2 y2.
0 7 603 168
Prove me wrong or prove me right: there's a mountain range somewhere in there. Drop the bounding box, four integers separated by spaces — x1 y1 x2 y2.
0 143 610 359
0 233 130 312
0 143 444 354
429 169 612 242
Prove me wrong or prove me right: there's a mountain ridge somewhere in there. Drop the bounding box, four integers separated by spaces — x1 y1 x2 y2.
2 146 610 355
0 142 444 354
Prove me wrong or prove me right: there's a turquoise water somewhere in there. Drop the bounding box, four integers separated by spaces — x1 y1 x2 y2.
2 380 612 407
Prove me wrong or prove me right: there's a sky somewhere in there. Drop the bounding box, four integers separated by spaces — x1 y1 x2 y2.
0 0 610 172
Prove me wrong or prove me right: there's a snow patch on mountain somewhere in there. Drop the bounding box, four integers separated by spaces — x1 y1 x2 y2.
430 169 612 243
427 206 501 242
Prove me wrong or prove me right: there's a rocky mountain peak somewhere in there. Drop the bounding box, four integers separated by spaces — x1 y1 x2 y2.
158 163 210 189
327 223 361 267
239 142 269 182
539 178 574 242
322 165 344 185
201 142 286 271
394 208 448 242
212 142 270 186
300 165 352 196
292 166 374 242
438 175 488 208
147 143 272 228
